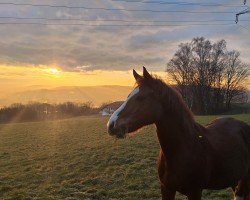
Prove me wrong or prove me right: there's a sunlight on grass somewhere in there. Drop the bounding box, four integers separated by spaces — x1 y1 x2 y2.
0 114 249 199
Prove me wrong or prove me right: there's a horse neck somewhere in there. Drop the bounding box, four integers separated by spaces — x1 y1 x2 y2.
155 91 199 158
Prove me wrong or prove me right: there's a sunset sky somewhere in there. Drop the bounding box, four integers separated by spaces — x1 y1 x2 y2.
0 0 250 93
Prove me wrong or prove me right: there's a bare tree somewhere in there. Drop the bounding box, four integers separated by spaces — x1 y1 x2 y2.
167 43 195 109
166 37 249 114
224 51 249 109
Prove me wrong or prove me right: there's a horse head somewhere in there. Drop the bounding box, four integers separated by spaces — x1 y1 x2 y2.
107 67 163 138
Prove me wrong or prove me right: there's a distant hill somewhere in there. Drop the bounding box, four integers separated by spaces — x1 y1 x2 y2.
0 85 132 107
0 86 248 108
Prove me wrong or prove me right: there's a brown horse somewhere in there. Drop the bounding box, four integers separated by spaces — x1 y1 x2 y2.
107 67 250 200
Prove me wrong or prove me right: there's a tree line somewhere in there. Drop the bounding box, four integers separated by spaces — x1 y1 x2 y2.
0 102 98 123
167 37 249 114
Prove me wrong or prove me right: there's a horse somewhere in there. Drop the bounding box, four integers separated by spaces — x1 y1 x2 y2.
107 67 250 200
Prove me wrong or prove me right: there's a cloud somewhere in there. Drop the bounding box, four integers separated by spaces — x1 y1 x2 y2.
0 0 249 72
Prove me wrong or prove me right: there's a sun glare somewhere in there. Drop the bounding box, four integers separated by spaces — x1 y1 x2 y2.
42 67 61 75
48 68 60 74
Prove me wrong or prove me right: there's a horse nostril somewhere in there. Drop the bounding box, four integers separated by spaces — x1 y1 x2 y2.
108 121 115 134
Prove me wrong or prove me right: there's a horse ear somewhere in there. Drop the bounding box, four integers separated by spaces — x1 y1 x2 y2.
143 66 152 80
133 69 142 81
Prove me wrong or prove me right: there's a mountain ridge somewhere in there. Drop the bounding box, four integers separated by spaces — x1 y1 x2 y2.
0 85 133 107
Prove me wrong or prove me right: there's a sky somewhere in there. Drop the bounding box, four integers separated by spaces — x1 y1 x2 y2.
0 0 249 91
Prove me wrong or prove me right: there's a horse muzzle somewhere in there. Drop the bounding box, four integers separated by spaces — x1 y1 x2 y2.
107 121 128 139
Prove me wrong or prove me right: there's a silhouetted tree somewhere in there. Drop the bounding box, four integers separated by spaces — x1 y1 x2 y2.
167 37 249 114
224 51 249 109
0 101 96 123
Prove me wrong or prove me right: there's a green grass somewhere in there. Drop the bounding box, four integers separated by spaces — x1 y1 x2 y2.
0 114 249 199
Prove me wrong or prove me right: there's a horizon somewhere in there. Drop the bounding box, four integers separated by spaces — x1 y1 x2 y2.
0 0 249 105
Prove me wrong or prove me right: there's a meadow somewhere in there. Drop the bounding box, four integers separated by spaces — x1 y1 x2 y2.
0 114 249 200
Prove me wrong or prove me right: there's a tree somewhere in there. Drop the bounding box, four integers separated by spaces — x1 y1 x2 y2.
167 43 195 109
166 37 249 114
0 102 96 123
224 51 249 109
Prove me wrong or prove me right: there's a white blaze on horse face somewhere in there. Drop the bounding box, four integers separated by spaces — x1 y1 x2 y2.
107 87 140 128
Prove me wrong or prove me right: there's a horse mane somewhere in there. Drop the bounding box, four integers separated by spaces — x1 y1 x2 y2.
136 75 195 126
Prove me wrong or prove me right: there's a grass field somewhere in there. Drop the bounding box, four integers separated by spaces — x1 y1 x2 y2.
0 114 249 200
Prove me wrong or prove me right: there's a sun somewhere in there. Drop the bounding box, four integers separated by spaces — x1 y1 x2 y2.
48 68 60 74
49 68 60 74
